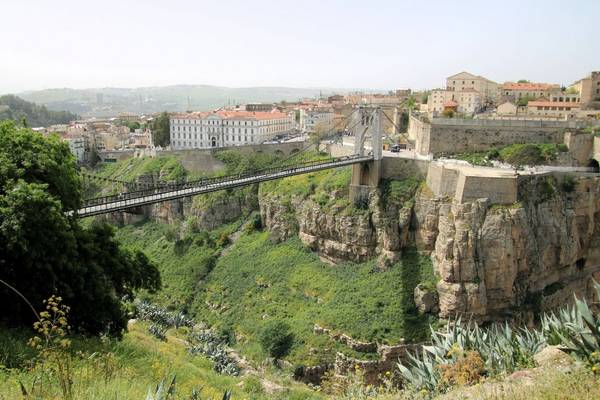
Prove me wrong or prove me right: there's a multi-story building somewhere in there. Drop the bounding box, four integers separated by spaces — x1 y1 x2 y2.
446 71 499 104
428 89 482 114
170 110 293 150
571 71 600 107
501 82 561 101
302 109 334 133
65 136 86 162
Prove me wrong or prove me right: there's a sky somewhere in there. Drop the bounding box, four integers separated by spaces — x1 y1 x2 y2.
1 0 599 94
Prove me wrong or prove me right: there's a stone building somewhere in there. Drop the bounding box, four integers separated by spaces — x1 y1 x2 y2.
446 71 499 104
170 110 293 150
428 89 482 114
501 82 561 102
571 71 600 107
527 100 581 118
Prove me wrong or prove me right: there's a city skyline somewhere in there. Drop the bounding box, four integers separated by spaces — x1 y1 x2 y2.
1 0 599 94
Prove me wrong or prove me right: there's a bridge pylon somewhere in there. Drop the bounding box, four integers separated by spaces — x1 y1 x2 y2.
349 107 382 204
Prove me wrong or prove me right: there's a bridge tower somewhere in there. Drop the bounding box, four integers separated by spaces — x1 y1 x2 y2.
349 107 383 203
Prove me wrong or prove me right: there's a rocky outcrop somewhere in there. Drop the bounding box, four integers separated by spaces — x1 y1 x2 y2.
425 174 600 321
259 189 415 265
414 284 439 314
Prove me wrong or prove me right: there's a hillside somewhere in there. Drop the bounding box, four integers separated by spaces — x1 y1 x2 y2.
0 94 79 127
16 85 363 117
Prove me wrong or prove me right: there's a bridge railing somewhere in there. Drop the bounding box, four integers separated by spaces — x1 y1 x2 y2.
80 155 369 209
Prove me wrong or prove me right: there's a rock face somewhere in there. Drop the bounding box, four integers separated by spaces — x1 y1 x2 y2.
414 284 439 314
259 190 413 265
260 174 600 322
420 174 600 321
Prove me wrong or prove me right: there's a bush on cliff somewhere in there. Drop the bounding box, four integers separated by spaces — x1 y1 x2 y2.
260 320 295 359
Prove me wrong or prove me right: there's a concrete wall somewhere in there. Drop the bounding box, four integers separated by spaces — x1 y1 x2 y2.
382 156 430 180
456 174 517 203
426 163 460 198
426 162 518 204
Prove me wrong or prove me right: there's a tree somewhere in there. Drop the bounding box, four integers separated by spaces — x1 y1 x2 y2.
517 95 535 107
0 121 160 336
122 121 141 132
442 109 455 118
0 95 79 127
150 112 170 147
308 121 329 151
517 79 530 83
259 320 294 359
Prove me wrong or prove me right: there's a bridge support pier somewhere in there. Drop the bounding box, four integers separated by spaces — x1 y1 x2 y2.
349 107 383 205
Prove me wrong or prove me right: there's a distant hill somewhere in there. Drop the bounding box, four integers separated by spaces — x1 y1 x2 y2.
0 95 79 127
16 85 365 118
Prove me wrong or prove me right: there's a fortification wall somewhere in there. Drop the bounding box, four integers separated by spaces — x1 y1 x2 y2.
410 115 588 156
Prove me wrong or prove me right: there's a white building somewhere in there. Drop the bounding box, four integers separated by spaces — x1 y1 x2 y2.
170 110 293 150
65 136 86 162
302 109 334 133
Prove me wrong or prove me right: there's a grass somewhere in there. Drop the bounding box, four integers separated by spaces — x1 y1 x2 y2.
0 322 322 400
192 231 436 365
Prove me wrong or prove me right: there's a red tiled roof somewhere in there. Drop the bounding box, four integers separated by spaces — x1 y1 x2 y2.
528 101 581 108
443 100 459 107
171 110 289 121
502 82 560 91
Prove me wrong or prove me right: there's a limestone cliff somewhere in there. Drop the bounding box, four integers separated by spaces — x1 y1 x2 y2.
416 174 600 321
260 174 600 322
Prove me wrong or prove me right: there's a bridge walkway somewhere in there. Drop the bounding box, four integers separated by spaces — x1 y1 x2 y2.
75 155 373 217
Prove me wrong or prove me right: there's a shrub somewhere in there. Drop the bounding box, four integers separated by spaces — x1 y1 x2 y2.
438 350 485 388
561 176 576 192
259 320 295 359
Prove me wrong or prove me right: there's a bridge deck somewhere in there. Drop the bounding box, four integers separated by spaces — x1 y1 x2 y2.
74 155 373 217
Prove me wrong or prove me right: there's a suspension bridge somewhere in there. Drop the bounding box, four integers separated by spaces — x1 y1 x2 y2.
73 107 385 218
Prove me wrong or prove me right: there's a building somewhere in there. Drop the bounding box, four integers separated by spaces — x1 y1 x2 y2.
245 103 274 112
170 110 293 150
446 71 499 104
65 136 86 162
571 71 600 107
302 109 334 133
501 82 561 102
428 89 482 114
526 100 581 118
496 101 518 116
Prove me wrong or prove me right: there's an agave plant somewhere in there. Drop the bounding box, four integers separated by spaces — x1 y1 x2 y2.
187 330 239 376
399 280 600 394
149 324 168 341
398 317 546 392
542 280 600 363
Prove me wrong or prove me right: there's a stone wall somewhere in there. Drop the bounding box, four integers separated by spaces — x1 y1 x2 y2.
426 162 518 204
409 114 587 156
381 157 430 180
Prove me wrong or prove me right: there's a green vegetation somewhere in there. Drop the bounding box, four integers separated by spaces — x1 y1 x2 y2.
193 231 435 364
0 95 79 127
0 121 159 335
0 317 318 399
260 320 295 359
150 112 171 147
453 143 569 167
516 95 536 106
114 220 240 309
380 178 421 209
